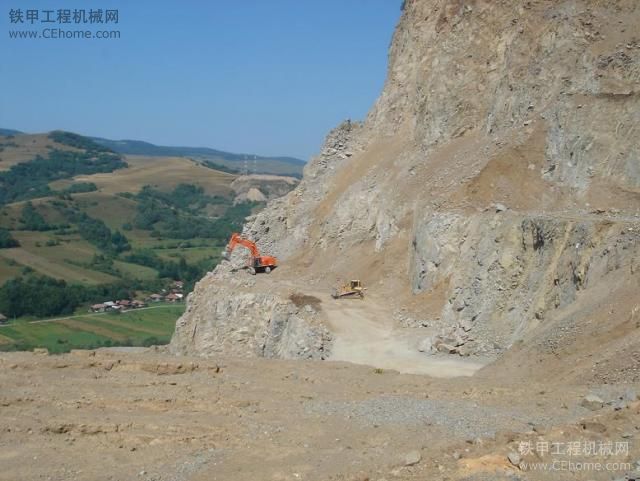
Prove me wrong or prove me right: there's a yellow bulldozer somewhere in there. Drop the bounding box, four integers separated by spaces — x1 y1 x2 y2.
331 280 366 300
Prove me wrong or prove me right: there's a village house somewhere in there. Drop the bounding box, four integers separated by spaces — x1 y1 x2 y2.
165 293 184 303
0 313 8 324
90 304 106 313
148 294 163 302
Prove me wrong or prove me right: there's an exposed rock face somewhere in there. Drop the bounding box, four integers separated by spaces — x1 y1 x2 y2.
172 0 640 374
170 266 331 360
411 212 640 353
241 120 367 258
230 174 298 204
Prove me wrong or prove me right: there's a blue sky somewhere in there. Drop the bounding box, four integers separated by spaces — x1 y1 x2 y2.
1 1 401 159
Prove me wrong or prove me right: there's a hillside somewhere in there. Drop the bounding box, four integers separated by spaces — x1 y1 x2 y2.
172 0 640 385
91 137 306 177
1 129 305 176
0 130 299 330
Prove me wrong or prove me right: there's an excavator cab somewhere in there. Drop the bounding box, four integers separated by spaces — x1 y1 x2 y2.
251 255 277 275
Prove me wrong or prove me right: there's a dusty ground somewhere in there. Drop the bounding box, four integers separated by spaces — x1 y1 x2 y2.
318 291 485 377
2 344 639 481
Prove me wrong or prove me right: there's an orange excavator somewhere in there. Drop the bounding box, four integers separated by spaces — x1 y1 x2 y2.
222 233 278 275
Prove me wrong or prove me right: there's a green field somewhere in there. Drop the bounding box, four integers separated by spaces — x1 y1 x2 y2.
0 303 184 353
0 230 119 285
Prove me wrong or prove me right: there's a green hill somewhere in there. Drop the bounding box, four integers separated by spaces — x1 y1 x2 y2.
1 128 306 176
91 137 304 165
0 130 298 324
91 137 305 177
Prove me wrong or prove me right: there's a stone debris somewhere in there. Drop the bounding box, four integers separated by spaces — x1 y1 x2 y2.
419 320 475 356
403 450 422 466
507 451 521 467
394 310 431 328
494 203 508 213
581 394 605 411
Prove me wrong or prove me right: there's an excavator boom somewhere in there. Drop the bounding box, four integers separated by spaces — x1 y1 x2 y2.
226 233 260 257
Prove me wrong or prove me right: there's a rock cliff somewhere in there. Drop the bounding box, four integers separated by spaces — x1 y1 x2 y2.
171 0 640 379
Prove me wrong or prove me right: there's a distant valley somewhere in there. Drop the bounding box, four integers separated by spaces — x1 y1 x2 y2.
0 129 300 350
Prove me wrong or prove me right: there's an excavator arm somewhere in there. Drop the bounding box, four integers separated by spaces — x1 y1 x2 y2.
223 233 278 274
225 233 260 258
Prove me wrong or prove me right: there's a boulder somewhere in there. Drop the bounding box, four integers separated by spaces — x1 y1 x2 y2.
457 345 472 357
495 203 508 213
436 343 458 354
403 450 422 466
418 337 434 353
581 394 605 411
507 452 521 467
580 421 607 433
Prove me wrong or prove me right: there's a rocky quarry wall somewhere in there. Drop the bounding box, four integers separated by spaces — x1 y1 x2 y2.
171 0 640 376
170 261 332 359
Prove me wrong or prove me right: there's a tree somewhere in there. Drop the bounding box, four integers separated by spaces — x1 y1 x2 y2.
62 209 130 254
111 230 131 252
0 228 19 248
0 276 79 318
20 202 50 231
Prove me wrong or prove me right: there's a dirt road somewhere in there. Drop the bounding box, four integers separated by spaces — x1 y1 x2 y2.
320 294 485 377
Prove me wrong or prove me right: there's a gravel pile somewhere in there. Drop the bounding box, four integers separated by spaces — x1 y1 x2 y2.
305 396 588 440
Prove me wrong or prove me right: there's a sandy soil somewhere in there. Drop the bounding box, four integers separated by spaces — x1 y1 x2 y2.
1 349 638 481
